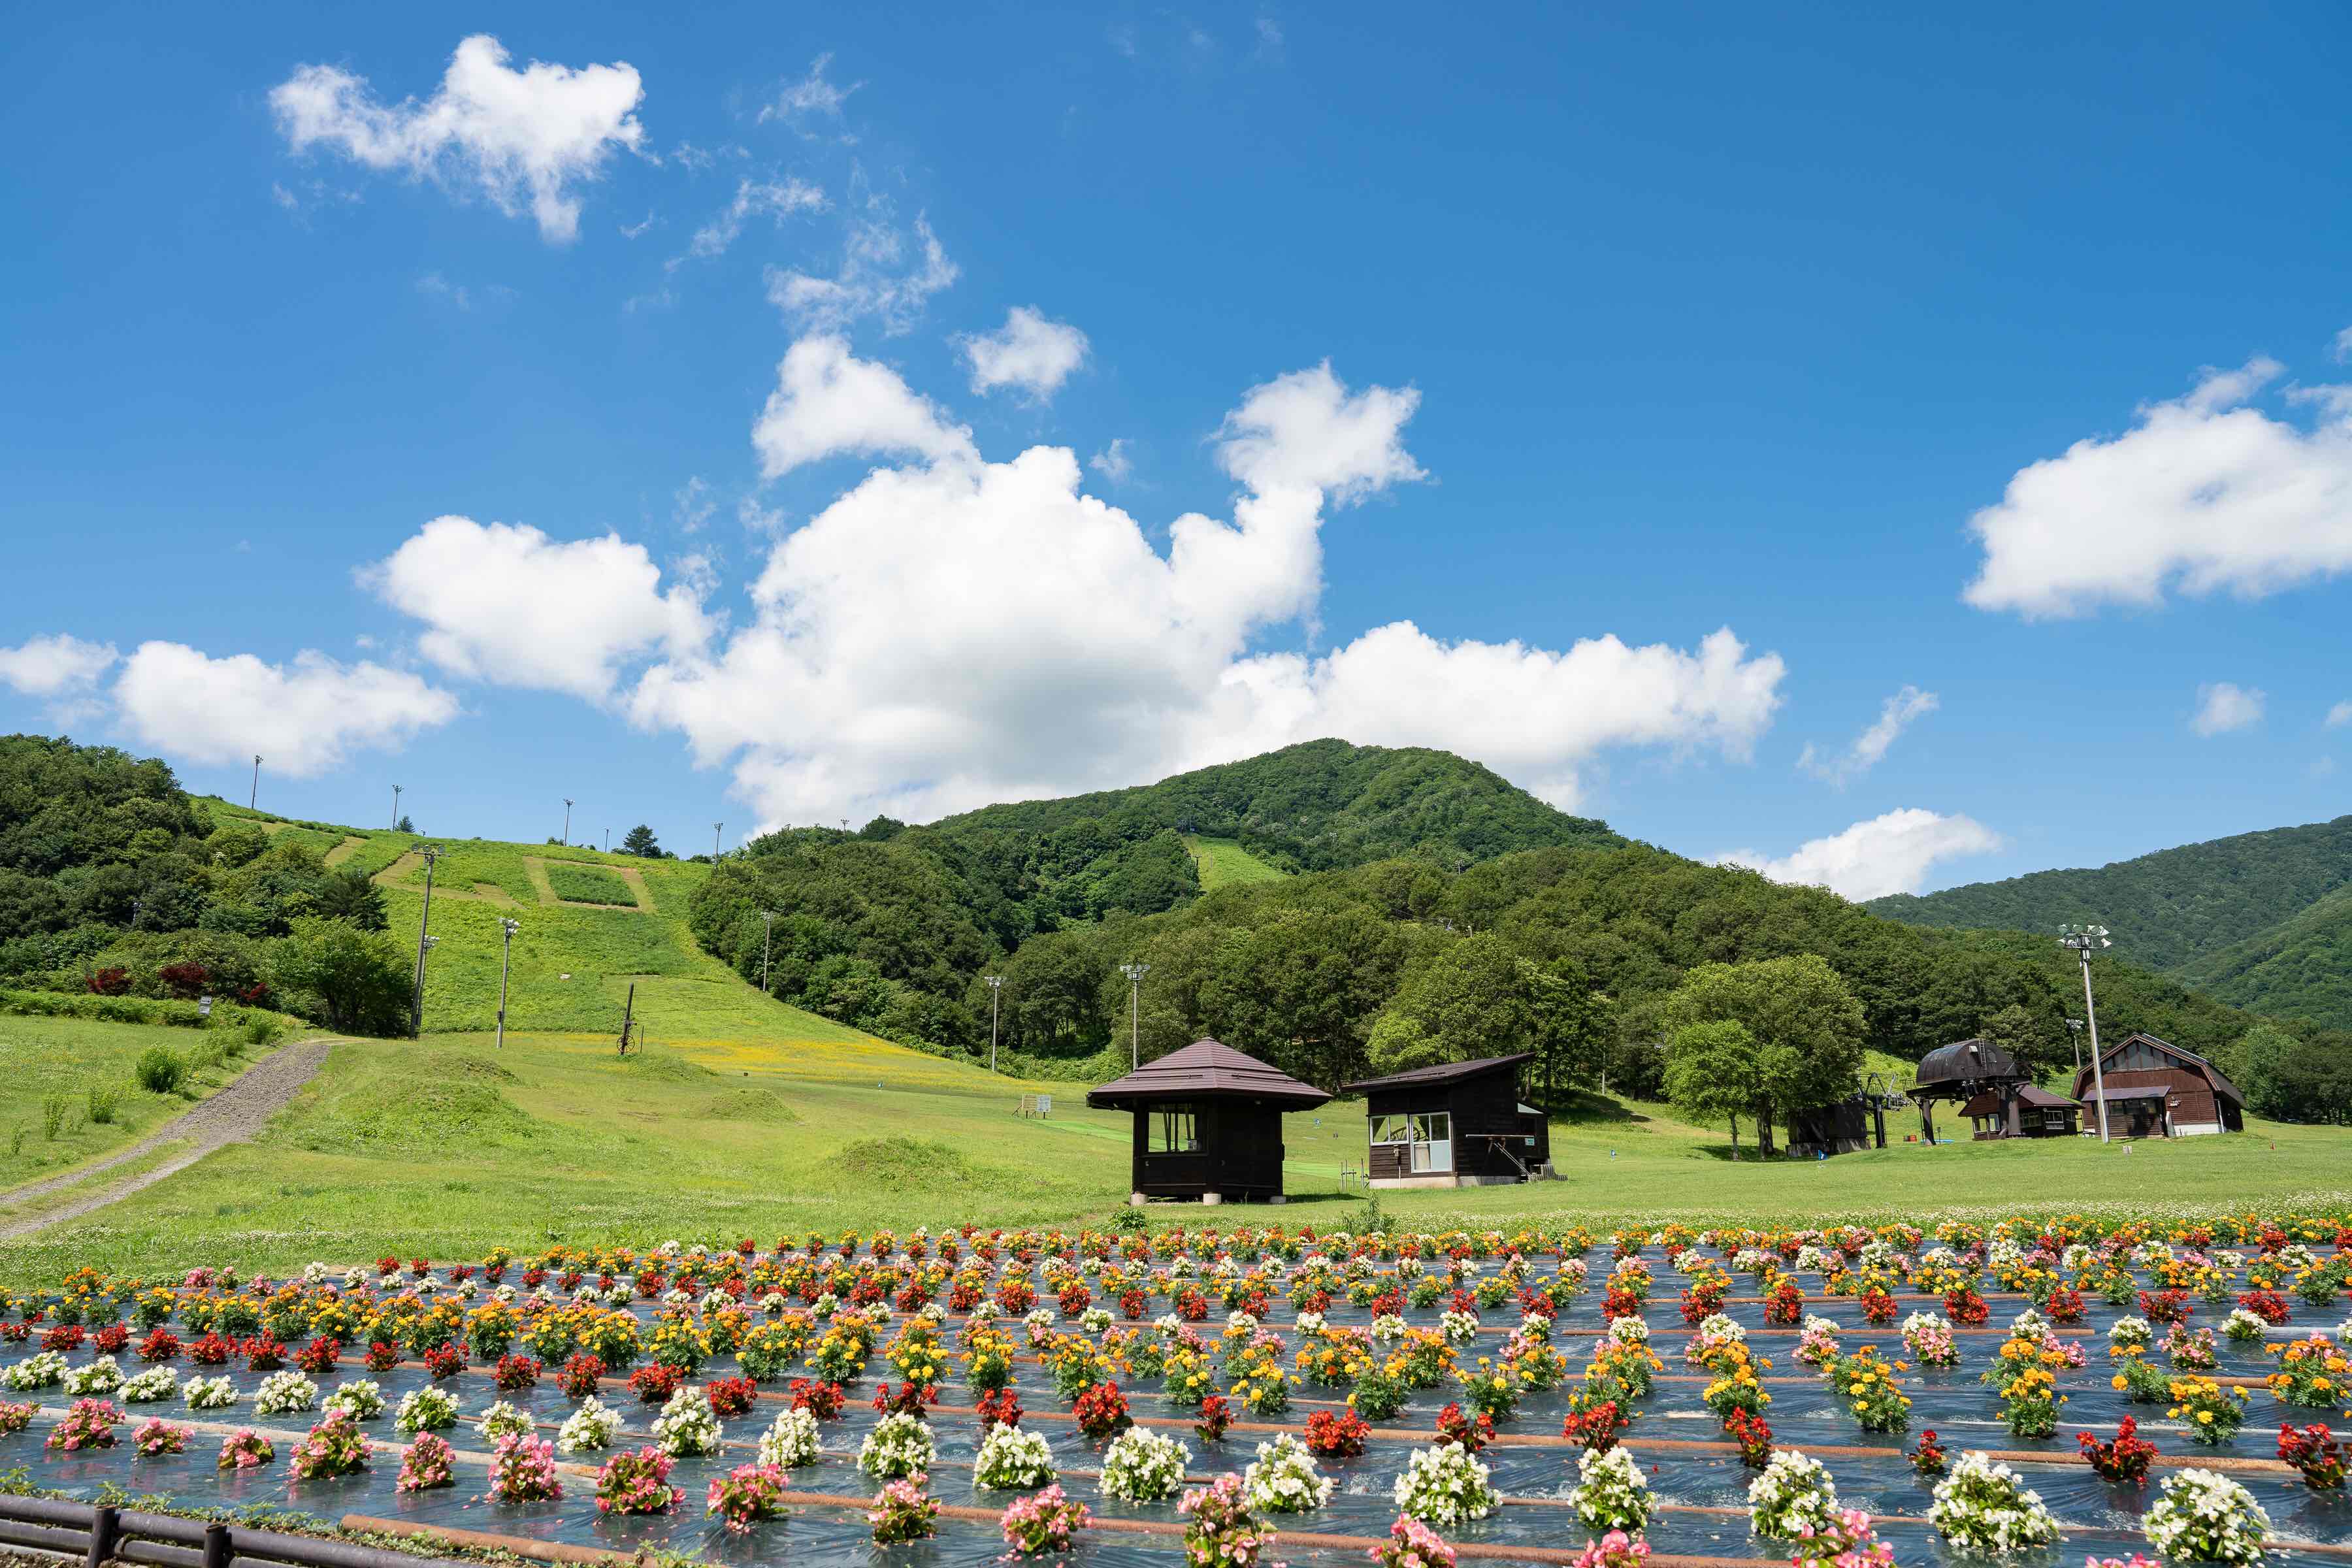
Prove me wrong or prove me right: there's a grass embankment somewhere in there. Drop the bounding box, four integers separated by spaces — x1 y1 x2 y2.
1183 836 1288 889
0 1015 286 1188
5 1020 2346 1283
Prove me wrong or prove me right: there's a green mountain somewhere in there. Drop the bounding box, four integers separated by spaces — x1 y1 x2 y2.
1865 815 2352 1027
930 739 1624 874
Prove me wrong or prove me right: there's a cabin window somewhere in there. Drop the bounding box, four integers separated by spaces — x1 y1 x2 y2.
1149 1107 1200 1154
1371 1111 1453 1173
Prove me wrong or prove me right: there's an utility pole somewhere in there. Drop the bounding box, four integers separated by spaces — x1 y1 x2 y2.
1117 962 1149 1071
2066 1017 2085 1075
409 845 440 1037
2059 925 2113 1141
760 911 776 995
604 828 610 853
714 821 723 859
496 917 520 1050
563 798 573 845
391 784 402 831
985 975 1003 1073
250 755 262 810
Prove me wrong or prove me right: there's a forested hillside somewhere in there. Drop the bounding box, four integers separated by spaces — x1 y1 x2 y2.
932 739 1622 873
1867 815 2352 1027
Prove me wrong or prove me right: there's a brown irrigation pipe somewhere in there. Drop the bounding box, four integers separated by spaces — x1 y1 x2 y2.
339 1518 636 1567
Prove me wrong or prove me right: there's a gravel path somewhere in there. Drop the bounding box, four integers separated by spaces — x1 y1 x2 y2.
0 1036 336 1239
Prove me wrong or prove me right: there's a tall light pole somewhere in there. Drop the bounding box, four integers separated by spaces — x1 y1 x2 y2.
391 784 402 831
2059 925 2113 1141
1118 962 1149 1071
760 911 777 995
714 821 724 859
985 974 1003 1073
496 917 520 1050
2066 1017 2085 1075
409 844 441 1037
250 755 262 810
562 799 573 846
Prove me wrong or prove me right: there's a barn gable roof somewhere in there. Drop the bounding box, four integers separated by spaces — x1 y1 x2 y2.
1343 1053 1535 1094
1086 1038 1332 1109
2089 1032 2245 1107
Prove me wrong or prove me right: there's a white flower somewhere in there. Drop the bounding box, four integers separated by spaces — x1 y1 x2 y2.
1100 1426 1191 1503
1241 1432 1333 1514
3 1352 67 1391
1929 1451 2061 1553
474 1399 535 1442
1439 1311 1480 1345
1568 1445 1651 1531
1394 1441 1501 1526
2143 1468 2270 1566
324 1379 386 1420
120 1366 179 1403
65 1355 124 1396
557 1396 621 1454
395 1386 459 1433
184 1375 238 1411
253 1370 319 1416
652 1388 722 1457
973 1423 1056 1490
1295 1311 1327 1336
1607 1316 1650 1346
757 1406 821 1467
857 1412 936 1480
2110 1315 2153 1347
1748 1449 1839 1541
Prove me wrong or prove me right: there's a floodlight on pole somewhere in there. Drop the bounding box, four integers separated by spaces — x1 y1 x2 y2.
409 845 441 1037
760 911 777 996
391 785 402 832
1117 962 1150 1071
985 975 1003 1073
714 821 723 859
496 917 520 1051
2059 924 2114 1142
563 799 573 845
2065 1017 2085 1074
250 755 262 810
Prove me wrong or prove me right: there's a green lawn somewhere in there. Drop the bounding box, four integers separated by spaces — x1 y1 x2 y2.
0 1015 286 1189
1183 836 1288 889
544 862 638 907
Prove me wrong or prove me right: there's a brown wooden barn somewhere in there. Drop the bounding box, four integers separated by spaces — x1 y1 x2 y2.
1086 1038 1330 1204
1341 1053 1551 1188
1959 1083 2082 1138
2072 1032 2244 1137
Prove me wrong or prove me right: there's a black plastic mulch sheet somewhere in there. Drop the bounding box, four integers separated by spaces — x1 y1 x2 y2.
10 1245 2352 1565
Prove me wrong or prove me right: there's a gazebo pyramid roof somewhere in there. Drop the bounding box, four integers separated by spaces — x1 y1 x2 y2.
1086 1038 1331 1109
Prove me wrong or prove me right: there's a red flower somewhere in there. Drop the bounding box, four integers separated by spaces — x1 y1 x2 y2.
559 1354 608 1399
293 1337 342 1375
977 1388 1023 1430
2278 1423 2347 1490
422 1345 465 1380
364 1341 402 1374
2078 1416 2159 1483
240 1335 286 1371
493 1354 543 1392
1073 1381 1131 1440
628 1364 683 1405
137 1330 182 1364
1723 1408 1772 1467
789 1378 846 1420
1194 1393 1232 1443
1435 1401 1496 1454
1303 1408 1368 1458
1909 1429 1949 1476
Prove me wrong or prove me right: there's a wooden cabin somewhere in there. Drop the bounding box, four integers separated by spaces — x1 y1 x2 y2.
1341 1053 1550 1188
1959 1083 2081 1138
1086 1038 1330 1204
2072 1032 2244 1137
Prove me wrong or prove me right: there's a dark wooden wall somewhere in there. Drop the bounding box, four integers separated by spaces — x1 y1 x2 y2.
1364 1068 1547 1180
1126 1098 1288 1198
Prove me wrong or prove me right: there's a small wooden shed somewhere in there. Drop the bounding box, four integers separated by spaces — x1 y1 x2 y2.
2072 1032 2244 1137
1341 1053 1550 1188
1959 1083 2081 1138
1086 1038 1330 1205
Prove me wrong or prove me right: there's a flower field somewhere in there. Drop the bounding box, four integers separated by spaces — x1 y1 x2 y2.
6 1212 2352 1565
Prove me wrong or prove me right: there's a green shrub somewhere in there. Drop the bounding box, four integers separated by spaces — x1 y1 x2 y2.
135 1047 186 1096
86 1086 120 1125
243 1017 280 1047
41 1094 67 1139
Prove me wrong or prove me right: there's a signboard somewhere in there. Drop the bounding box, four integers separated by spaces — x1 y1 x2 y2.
197 996 212 1018
1036 1095 1052 1117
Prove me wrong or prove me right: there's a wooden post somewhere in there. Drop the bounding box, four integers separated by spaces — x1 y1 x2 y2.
87 1505 118 1568
203 1523 232 1568
618 983 635 1056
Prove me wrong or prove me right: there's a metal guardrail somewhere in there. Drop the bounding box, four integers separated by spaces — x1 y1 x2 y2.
0 1496 452 1568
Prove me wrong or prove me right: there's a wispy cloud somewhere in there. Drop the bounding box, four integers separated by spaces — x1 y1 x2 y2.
2192 681 2266 736
1797 685 1938 787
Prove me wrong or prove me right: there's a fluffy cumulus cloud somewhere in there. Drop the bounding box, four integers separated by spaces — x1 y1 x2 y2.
360 517 711 700
958 306 1090 400
2329 699 2352 728
1718 808 2002 902
112 644 457 777
575 340 1789 825
751 334 977 477
1964 355 2352 617
2191 681 2265 737
1799 685 1938 786
0 634 119 698
270 35 645 242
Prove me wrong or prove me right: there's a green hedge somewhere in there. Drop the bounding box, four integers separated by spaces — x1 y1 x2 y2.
0 987 304 1034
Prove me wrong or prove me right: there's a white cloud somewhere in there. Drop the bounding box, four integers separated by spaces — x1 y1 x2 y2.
676 177 825 267
113 644 457 777
1964 353 2352 617
958 306 1090 400
674 476 715 532
2327 698 2352 728
604 344 1784 826
0 634 119 698
2191 681 2265 736
415 272 512 311
764 212 956 335
1089 439 1134 483
1718 808 2002 902
2335 327 2352 365
759 54 859 125
270 34 645 242
1798 685 1938 787
360 516 711 700
751 334 977 478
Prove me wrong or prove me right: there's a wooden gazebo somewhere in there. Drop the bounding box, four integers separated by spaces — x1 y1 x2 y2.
1341 1053 1550 1188
1088 1039 1328 1205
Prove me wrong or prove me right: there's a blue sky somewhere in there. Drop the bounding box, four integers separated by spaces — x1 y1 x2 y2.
5 2 2349 900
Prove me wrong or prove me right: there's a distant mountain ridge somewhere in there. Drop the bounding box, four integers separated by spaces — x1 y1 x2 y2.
1867 815 2352 1028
